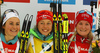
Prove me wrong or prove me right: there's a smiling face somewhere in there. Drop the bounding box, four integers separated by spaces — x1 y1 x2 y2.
3 17 20 37
76 20 91 38
37 19 52 36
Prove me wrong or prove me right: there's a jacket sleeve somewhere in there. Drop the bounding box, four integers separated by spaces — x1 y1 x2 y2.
27 43 34 53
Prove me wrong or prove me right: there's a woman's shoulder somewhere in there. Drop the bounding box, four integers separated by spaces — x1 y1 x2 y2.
68 33 74 41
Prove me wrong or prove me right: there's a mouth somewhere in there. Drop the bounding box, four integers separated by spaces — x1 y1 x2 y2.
10 30 17 32
80 30 86 32
42 29 48 32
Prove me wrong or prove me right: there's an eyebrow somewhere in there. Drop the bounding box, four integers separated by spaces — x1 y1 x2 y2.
9 21 20 23
48 20 52 22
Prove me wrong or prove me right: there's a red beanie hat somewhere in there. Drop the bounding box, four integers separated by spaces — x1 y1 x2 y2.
75 10 93 29
36 10 53 25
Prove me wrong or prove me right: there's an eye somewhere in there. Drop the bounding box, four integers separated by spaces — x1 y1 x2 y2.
16 23 20 25
10 23 13 25
40 23 44 24
47 23 50 25
47 22 52 25
86 23 89 26
79 22 82 25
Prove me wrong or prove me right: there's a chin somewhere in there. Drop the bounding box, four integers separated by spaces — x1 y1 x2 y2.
11 34 17 36
80 35 87 38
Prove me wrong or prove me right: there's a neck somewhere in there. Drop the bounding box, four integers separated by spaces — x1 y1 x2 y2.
77 33 88 38
80 35 87 38
4 35 15 42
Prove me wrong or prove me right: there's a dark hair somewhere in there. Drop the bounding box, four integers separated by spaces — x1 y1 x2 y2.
0 18 4 34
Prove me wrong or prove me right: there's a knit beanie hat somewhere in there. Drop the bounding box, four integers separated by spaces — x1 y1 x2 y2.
2 9 19 25
75 10 93 29
36 10 53 25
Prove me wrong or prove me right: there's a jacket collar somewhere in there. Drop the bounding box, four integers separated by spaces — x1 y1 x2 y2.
0 33 18 44
76 34 90 43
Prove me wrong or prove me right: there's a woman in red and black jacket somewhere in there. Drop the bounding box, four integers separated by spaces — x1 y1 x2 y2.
68 9 93 53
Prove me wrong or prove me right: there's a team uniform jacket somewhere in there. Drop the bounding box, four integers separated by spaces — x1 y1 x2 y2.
68 34 92 53
27 28 53 53
0 33 19 53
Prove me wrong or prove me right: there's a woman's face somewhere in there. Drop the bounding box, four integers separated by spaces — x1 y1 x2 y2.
76 20 91 38
38 19 52 36
3 17 20 37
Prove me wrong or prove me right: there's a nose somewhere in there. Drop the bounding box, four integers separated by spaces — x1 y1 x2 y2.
82 24 86 29
44 24 47 27
13 25 17 29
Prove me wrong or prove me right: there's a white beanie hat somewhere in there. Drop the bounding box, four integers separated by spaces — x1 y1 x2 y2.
2 9 20 25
